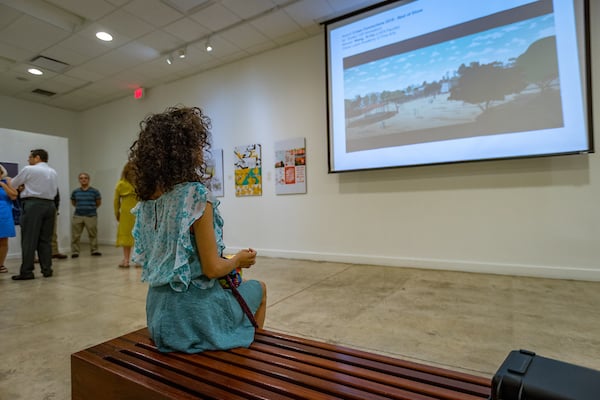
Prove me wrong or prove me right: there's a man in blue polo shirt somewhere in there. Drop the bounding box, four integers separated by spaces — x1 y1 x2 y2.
71 172 102 258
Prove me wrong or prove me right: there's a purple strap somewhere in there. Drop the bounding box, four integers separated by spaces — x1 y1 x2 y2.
225 274 258 328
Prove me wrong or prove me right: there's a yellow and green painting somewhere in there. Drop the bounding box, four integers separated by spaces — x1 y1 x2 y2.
234 143 262 196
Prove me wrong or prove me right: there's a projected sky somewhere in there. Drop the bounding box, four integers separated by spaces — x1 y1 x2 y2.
344 14 556 99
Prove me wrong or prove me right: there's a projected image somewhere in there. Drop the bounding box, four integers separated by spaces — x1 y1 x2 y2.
344 12 561 152
326 0 591 172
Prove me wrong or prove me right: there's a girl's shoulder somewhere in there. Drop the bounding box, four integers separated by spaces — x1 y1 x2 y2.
138 182 209 206
173 181 209 196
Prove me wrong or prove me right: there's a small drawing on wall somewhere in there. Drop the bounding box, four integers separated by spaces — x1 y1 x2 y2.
205 148 224 197
275 138 306 195
234 144 262 197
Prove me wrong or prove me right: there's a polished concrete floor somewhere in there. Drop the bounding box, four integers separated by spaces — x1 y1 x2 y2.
1 246 600 399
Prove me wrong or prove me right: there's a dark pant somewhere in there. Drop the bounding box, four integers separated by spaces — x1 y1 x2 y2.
20 198 56 276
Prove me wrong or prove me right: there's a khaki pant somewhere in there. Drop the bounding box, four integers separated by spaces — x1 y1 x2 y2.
71 215 98 254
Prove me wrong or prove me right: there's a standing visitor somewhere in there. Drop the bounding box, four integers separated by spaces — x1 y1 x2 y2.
0 165 18 273
10 149 58 280
114 162 138 268
71 172 102 257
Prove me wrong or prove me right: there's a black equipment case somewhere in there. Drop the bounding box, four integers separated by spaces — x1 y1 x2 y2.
490 349 600 400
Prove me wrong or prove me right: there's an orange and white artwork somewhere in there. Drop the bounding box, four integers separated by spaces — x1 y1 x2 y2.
274 138 306 195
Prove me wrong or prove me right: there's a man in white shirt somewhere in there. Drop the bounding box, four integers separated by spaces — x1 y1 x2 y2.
10 149 58 280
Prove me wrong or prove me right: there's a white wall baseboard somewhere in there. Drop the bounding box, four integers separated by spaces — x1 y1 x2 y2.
226 247 600 282
9 243 597 281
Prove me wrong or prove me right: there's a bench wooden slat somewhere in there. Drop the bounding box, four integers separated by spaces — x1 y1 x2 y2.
73 344 232 400
125 328 488 399
254 330 490 389
125 330 439 400
107 341 295 400
111 337 340 400
201 348 439 400
230 343 482 400
72 327 492 400
250 333 490 398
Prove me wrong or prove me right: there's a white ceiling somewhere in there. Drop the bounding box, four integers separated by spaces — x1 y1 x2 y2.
0 0 386 111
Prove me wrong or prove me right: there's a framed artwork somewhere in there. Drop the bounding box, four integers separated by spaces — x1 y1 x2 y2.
275 138 306 195
0 162 19 177
205 148 224 197
234 144 262 197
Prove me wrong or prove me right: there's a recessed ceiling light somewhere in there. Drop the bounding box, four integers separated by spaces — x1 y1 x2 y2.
28 68 43 75
96 31 113 41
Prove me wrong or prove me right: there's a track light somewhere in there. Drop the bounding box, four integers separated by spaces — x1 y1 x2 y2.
177 48 186 59
205 38 213 52
166 55 173 65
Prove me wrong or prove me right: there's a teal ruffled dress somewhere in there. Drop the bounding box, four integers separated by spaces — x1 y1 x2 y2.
131 182 263 353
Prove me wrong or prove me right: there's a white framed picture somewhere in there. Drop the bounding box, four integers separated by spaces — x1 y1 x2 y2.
205 148 224 197
274 137 306 195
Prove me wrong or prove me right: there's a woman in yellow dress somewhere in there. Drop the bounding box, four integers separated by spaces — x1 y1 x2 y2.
114 162 138 267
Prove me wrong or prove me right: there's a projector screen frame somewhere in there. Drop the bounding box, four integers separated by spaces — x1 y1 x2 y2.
325 0 594 173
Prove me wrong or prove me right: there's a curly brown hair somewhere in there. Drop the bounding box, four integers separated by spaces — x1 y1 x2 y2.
128 106 212 200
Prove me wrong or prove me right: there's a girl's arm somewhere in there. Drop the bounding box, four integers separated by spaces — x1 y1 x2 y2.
193 202 256 279
0 178 18 200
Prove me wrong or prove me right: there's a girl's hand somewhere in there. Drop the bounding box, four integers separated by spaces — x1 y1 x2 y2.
235 248 257 268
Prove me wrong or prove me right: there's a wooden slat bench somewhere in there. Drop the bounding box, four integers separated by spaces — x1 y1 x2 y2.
71 327 491 399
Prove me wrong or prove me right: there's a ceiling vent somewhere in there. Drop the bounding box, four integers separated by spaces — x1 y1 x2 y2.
30 55 70 73
32 88 57 97
161 0 212 14
0 55 15 69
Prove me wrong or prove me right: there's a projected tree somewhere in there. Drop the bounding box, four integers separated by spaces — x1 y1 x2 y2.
515 36 559 91
448 61 526 111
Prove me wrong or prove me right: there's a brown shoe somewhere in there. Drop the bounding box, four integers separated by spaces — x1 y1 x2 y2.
52 253 68 259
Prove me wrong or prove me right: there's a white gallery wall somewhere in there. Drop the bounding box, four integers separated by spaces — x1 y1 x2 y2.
0 96 79 257
1 2 599 280
0 128 70 257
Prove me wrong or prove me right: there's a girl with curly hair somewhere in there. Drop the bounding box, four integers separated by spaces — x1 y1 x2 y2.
129 106 266 353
